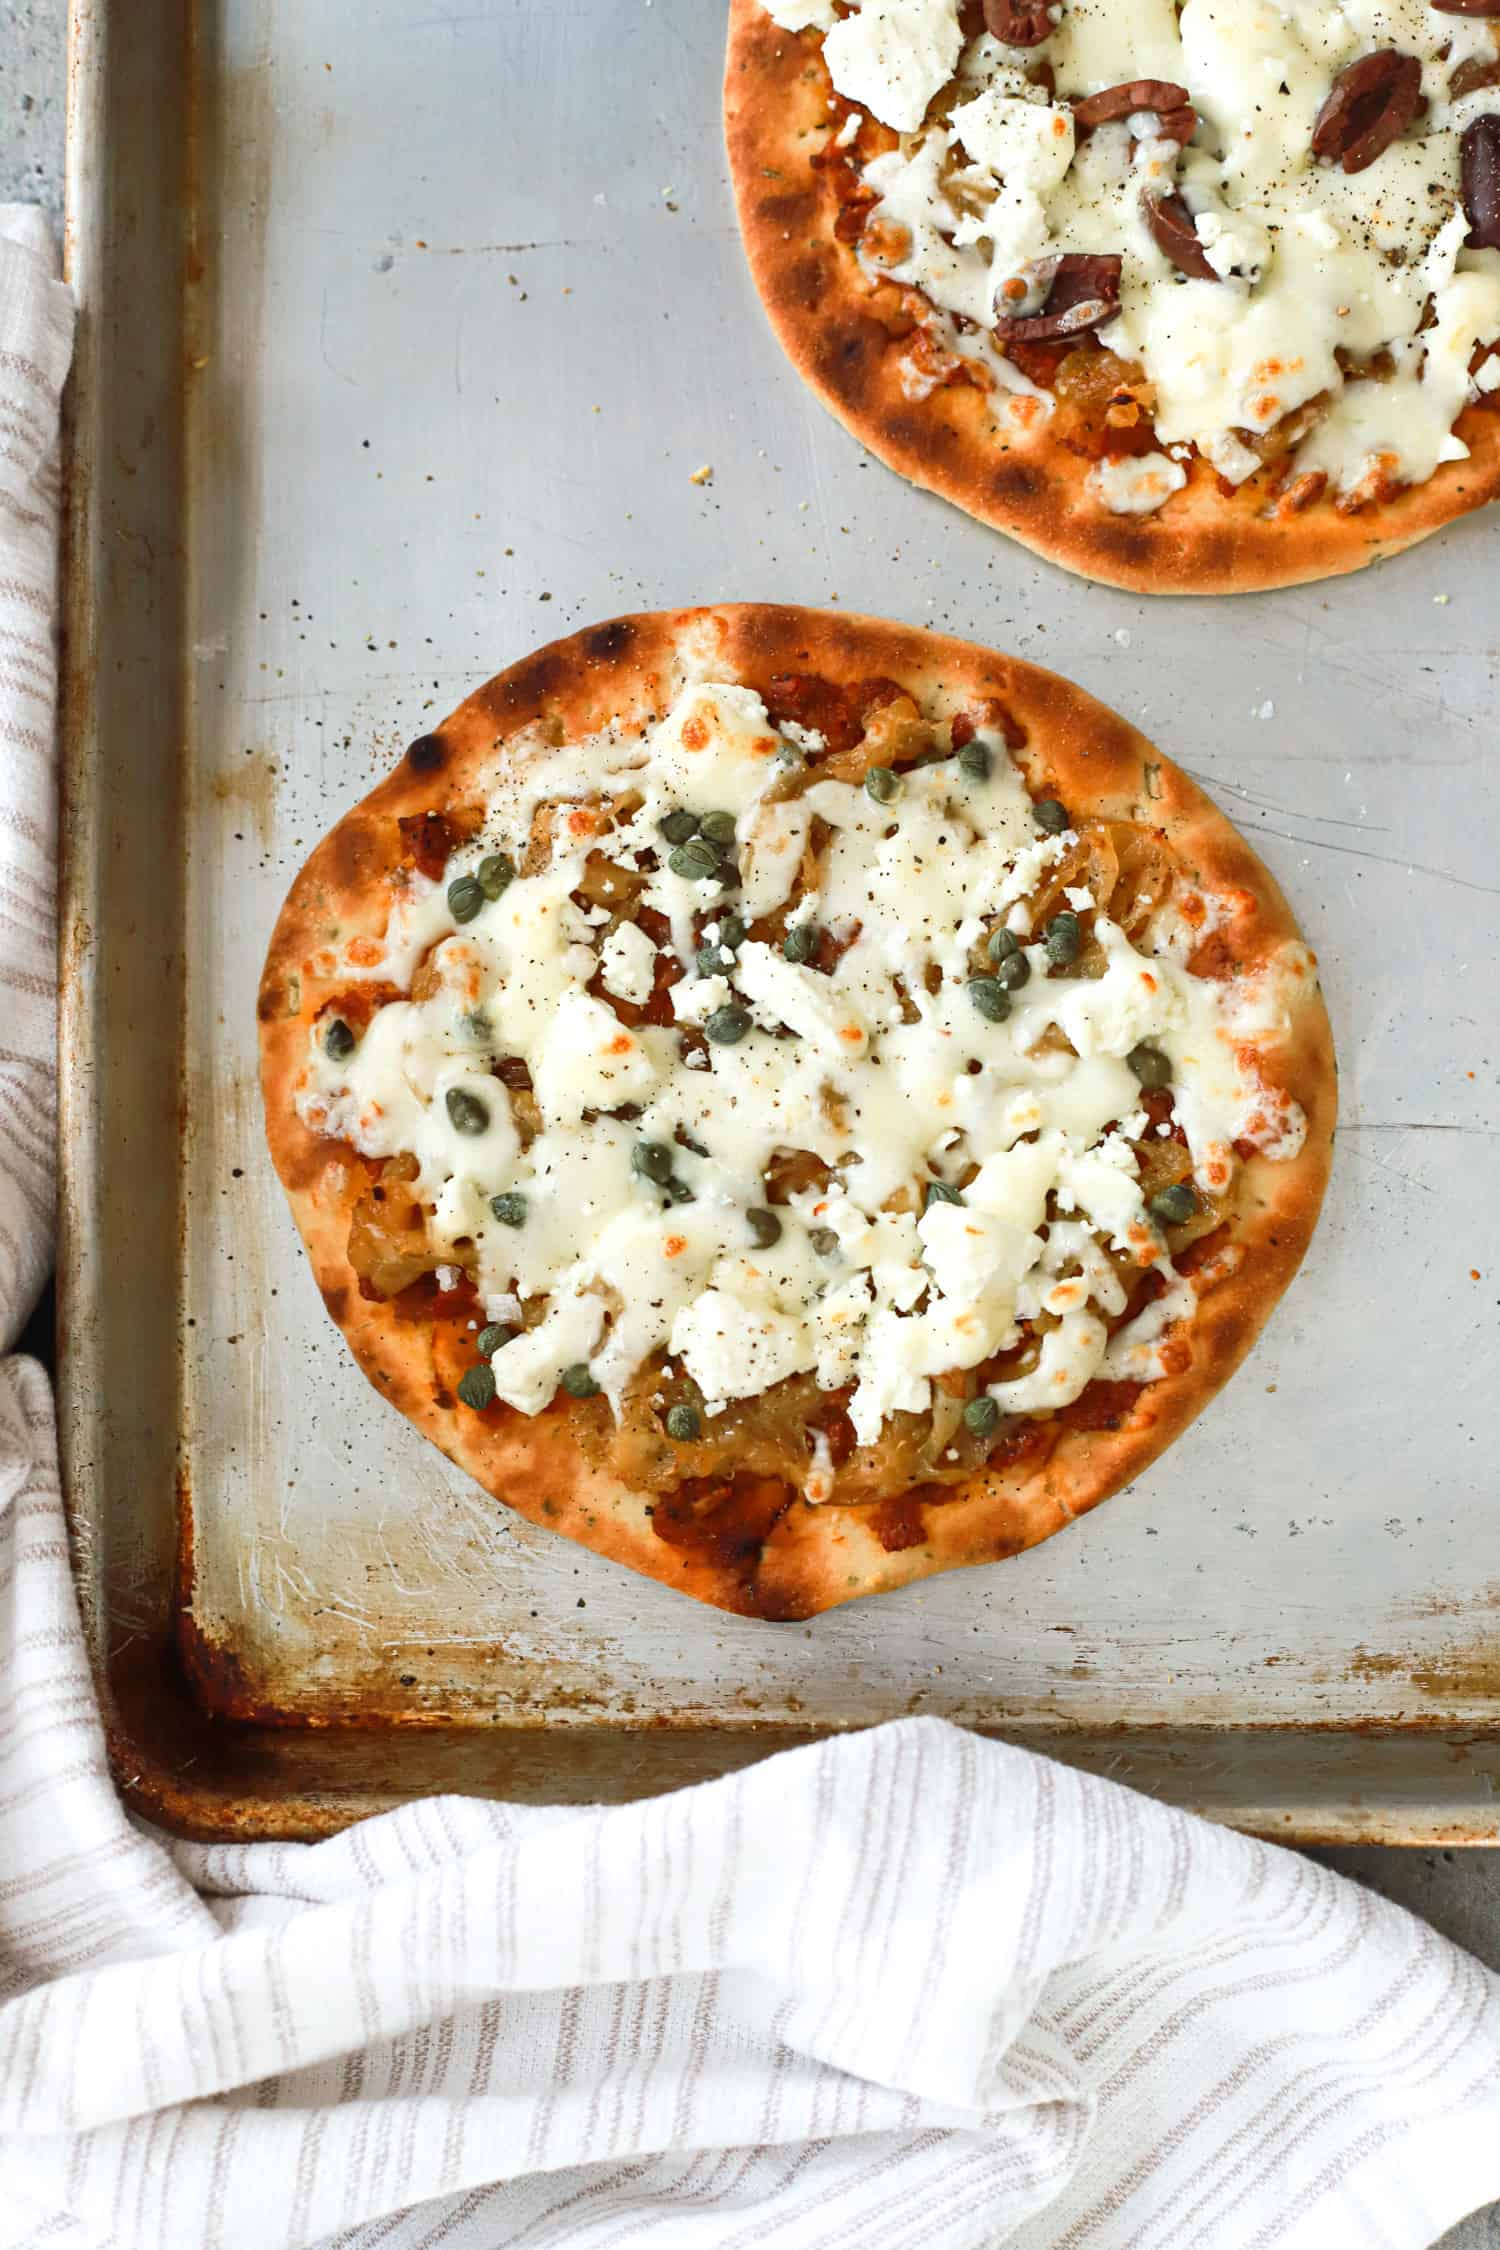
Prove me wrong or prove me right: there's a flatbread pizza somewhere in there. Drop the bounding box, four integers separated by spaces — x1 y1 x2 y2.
260 606 1335 1619
724 0 1500 593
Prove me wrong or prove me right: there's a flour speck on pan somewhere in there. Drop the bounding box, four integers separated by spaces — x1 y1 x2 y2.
260 607 1334 1618
726 0 1500 593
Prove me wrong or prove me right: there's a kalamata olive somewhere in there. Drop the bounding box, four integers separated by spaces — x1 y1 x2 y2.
1073 80 1197 145
983 0 1056 44
1462 115 1500 251
995 254 1122 344
1142 190 1219 281
1311 51 1423 175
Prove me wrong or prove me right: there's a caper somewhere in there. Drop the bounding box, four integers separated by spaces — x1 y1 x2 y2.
809 1226 840 1257
695 943 725 977
560 1363 601 1399
705 1004 751 1045
489 1191 527 1227
657 808 700 845
716 913 747 950
987 927 1020 963
714 859 741 890
746 1206 782 1248
1126 1043 1173 1091
456 1362 497 1412
477 852 516 900
957 740 991 782
669 840 721 882
864 765 900 805
1044 911 1082 968
323 1017 355 1062
699 810 737 847
1149 1182 1199 1228
665 1403 701 1442
783 924 818 965
964 1394 1000 1439
925 1180 964 1208
1033 798 1069 834
476 1322 516 1357
996 951 1031 991
632 1139 674 1183
447 874 485 924
663 1175 695 1205
445 1086 490 1135
966 976 1013 1024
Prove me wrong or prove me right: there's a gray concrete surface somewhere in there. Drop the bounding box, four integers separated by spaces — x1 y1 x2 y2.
3 5 1496 2241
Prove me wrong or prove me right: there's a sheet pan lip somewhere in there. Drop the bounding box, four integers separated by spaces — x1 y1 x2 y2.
48 0 1500 1848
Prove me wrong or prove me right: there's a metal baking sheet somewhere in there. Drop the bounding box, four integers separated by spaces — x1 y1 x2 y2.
58 0 1500 1844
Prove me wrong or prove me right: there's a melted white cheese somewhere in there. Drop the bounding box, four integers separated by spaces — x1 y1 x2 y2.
297 679 1310 1463
773 0 1500 508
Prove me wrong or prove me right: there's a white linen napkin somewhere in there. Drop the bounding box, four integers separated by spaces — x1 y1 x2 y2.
2 202 1499 2250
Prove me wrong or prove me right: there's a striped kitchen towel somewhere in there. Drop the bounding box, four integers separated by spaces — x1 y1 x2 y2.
3 203 1500 2250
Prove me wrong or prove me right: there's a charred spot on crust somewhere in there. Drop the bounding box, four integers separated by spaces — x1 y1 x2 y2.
256 971 289 1023
758 189 817 234
406 733 445 774
783 250 830 316
1090 520 1155 573
585 619 636 663
814 314 891 400
319 1282 348 1324
992 460 1045 505
492 648 566 718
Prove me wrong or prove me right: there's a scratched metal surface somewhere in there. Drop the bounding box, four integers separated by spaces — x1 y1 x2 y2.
59 0 1500 1837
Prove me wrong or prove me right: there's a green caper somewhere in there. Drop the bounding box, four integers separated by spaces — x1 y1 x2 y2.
699 810 737 847
996 950 1031 991
560 1363 601 1399
476 1322 516 1357
864 765 900 805
657 808 700 845
1033 798 1069 834
323 1017 355 1062
665 1403 701 1442
662 1175 695 1205
477 852 516 900
705 1005 751 1045
695 943 725 977
809 1226 840 1257
1044 911 1082 968
1127 1043 1173 1091
964 1394 1000 1439
632 1139 674 1183
957 740 991 782
966 976 1013 1024
445 1086 490 1135
987 927 1020 963
925 1180 964 1208
1149 1182 1199 1228
669 840 721 882
746 1206 782 1248
489 1191 527 1227
783 924 818 965
716 913 747 950
447 874 485 924
456 1362 497 1412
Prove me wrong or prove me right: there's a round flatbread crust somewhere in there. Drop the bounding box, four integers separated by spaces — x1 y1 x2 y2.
260 604 1336 1619
724 2 1500 596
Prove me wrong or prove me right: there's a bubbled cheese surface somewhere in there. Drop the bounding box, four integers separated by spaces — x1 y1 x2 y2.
299 680 1306 1462
767 0 1500 511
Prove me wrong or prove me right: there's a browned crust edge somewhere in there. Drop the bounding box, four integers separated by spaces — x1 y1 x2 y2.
259 603 1337 1620
723 2 1500 597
